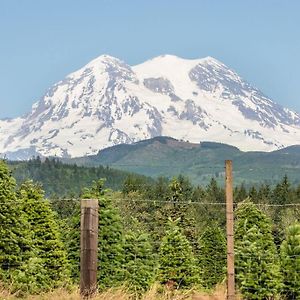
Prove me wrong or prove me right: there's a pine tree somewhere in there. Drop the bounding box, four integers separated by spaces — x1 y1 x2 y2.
123 226 156 292
280 223 300 300
235 200 282 300
17 180 70 290
197 225 226 289
157 219 199 289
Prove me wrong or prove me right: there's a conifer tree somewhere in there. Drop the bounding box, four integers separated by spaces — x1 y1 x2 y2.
157 219 199 289
234 182 247 203
164 178 197 243
65 203 81 282
123 225 156 292
17 180 70 290
197 225 226 289
280 223 300 299
0 161 32 284
235 200 282 300
82 179 124 289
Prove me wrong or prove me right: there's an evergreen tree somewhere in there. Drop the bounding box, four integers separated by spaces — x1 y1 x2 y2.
197 225 226 289
0 161 32 284
82 179 124 290
271 175 292 247
234 182 247 203
257 184 272 204
17 180 70 290
280 223 300 300
235 200 282 300
64 203 81 282
272 175 291 205
163 178 197 243
157 219 199 289
248 186 258 203
195 178 225 231
123 225 156 292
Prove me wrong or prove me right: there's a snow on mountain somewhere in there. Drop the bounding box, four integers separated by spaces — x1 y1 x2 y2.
1 54 300 159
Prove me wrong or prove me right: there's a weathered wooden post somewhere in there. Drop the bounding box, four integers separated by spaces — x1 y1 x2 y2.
80 199 98 298
225 160 235 300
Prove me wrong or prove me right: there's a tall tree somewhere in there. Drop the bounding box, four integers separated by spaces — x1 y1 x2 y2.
197 225 226 289
123 225 156 292
157 219 199 289
235 200 282 300
82 179 125 290
17 180 70 290
0 161 32 285
280 223 300 300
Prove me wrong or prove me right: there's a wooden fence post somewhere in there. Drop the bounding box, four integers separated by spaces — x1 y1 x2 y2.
80 199 99 298
225 160 235 300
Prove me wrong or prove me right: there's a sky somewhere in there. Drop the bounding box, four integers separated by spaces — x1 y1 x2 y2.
0 0 300 119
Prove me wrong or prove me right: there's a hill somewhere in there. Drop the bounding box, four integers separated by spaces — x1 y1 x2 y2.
68 136 300 186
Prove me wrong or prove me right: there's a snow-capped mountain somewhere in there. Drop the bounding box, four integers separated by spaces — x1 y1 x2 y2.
1 54 300 159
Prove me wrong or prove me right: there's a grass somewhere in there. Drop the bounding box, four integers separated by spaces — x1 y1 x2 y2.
0 284 231 300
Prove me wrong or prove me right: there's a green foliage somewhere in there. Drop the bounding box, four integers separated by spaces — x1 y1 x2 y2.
9 157 146 197
17 180 70 289
197 225 226 289
82 179 125 290
66 137 300 186
280 223 300 299
163 178 197 243
0 161 70 294
9 257 48 295
122 174 151 195
235 200 282 299
0 160 32 282
157 219 200 289
64 203 80 282
123 225 156 292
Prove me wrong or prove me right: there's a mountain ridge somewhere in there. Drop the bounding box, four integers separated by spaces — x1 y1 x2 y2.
65 136 300 185
1 54 300 160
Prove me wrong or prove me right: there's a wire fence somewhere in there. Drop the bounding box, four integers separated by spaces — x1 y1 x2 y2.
1 191 300 298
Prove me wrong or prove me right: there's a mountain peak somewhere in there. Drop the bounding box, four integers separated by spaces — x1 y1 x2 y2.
1 54 300 159
85 54 126 69
201 56 223 65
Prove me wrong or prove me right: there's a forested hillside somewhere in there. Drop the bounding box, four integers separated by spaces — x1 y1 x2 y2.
68 137 300 186
8 157 152 197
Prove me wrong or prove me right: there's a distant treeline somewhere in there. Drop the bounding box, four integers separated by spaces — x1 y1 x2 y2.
8 157 152 197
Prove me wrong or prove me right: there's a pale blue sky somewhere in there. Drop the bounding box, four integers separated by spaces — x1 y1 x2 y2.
1 0 300 118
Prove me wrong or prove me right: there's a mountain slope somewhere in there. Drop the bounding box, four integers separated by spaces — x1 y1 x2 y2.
68 136 300 186
1 54 300 159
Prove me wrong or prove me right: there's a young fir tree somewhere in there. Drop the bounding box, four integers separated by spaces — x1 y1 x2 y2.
65 203 81 282
235 200 282 300
123 225 156 292
157 218 199 289
17 180 70 290
81 179 124 290
280 223 300 300
196 178 225 229
164 178 197 243
197 225 226 289
0 161 32 286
